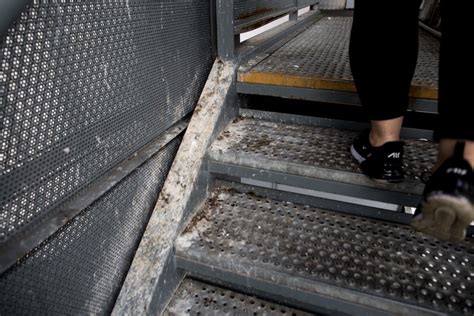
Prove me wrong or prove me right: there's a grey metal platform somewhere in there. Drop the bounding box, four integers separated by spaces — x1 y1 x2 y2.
237 14 439 112
208 115 437 207
175 183 474 316
164 278 313 315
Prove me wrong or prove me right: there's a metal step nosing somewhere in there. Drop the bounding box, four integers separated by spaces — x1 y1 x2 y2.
236 82 439 114
239 109 434 141
215 179 413 225
208 159 423 207
175 254 444 316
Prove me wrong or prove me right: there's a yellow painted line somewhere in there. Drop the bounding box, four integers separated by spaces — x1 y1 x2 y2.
409 85 438 100
239 72 356 92
239 72 438 100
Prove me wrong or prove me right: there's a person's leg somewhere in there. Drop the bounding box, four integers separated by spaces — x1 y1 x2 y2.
434 0 474 168
411 0 474 241
350 1 421 123
349 0 421 182
369 117 404 147
435 140 474 170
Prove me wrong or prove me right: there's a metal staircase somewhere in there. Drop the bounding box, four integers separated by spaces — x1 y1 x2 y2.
162 7 473 316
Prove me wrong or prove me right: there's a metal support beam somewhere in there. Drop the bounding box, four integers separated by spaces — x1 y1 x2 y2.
216 0 235 59
290 2 299 21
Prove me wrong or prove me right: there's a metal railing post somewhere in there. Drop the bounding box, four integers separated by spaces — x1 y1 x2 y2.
216 0 236 59
290 0 299 21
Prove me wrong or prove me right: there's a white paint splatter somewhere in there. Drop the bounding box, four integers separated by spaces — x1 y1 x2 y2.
125 0 132 20
103 64 111 90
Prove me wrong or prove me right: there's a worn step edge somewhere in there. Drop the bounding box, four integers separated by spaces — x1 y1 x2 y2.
208 151 423 207
164 278 313 315
174 183 461 315
175 247 442 316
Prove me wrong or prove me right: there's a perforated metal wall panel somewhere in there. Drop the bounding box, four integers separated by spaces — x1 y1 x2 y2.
234 0 295 22
0 0 213 261
0 138 180 315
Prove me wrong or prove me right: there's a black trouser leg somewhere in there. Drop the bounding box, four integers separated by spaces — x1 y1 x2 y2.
435 0 474 141
349 0 422 120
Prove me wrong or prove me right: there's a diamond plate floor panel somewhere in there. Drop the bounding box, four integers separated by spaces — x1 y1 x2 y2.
239 15 439 100
209 117 437 198
164 278 313 315
175 184 474 315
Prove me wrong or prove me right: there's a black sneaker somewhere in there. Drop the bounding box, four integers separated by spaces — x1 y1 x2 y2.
350 130 405 183
411 142 474 241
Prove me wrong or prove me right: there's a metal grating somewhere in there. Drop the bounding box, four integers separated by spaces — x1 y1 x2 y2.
0 1 213 252
243 16 439 90
164 278 313 315
211 117 437 182
0 138 181 315
177 185 474 315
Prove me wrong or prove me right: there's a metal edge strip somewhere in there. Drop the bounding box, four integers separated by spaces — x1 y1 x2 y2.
239 109 435 140
237 82 439 114
208 160 423 206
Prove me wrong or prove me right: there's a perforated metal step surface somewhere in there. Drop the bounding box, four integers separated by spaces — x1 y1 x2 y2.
175 184 474 315
238 15 439 100
208 116 436 199
164 278 313 315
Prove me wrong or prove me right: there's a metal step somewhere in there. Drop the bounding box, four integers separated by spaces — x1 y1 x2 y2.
175 182 474 315
237 13 439 113
164 278 313 315
208 113 436 207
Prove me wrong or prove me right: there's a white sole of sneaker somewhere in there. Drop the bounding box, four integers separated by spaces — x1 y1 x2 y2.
350 144 366 163
411 194 474 242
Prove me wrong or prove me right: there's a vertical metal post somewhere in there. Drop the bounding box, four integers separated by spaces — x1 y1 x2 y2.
310 1 319 11
216 0 235 59
290 0 299 21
